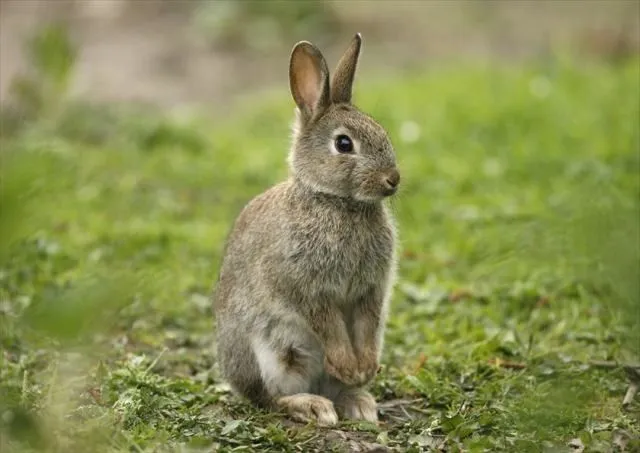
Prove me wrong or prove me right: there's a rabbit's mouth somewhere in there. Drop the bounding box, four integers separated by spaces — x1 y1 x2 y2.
381 186 398 197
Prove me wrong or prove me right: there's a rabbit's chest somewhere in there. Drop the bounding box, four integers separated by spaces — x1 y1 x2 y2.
285 218 394 300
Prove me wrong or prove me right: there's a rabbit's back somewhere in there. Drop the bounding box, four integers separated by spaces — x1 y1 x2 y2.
212 181 291 314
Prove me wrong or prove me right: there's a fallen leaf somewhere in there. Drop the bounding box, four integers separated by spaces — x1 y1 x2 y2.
402 250 418 259
87 387 102 404
612 429 631 451
347 441 391 453
448 289 473 302
536 296 551 307
221 419 243 435
413 353 428 374
409 433 445 449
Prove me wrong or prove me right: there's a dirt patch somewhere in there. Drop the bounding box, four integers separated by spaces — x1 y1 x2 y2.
1 0 638 112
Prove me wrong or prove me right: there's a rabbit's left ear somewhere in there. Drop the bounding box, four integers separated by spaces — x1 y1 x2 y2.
331 33 362 104
289 41 331 123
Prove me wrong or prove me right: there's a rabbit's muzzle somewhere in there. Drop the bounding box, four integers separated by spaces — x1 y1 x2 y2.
382 168 401 196
352 163 401 201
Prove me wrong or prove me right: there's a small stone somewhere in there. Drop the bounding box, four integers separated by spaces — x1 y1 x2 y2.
568 438 585 452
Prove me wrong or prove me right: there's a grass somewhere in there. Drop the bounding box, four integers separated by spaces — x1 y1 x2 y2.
1 53 639 452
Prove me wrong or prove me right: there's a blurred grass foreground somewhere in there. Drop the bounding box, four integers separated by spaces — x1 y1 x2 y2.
1 11 639 453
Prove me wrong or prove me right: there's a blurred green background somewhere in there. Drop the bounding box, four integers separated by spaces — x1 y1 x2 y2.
1 1 639 452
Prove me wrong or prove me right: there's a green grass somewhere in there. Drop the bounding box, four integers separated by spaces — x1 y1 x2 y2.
1 56 639 453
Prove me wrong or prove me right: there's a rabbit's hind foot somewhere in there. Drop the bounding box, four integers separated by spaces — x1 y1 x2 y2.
334 387 378 423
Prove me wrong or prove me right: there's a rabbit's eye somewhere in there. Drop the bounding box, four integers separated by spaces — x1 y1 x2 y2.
335 135 354 153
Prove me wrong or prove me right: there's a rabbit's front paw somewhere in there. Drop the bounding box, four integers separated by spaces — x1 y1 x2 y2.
355 349 379 384
324 347 359 386
277 394 338 426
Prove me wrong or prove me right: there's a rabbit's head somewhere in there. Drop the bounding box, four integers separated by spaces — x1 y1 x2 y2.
288 34 399 202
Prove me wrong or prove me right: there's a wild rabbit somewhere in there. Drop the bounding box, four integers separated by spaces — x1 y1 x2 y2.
213 33 400 426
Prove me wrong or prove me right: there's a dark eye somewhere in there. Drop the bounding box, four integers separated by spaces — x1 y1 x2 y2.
334 134 354 153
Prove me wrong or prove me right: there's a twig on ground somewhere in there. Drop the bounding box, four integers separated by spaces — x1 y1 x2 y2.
377 398 423 409
296 434 320 448
145 347 169 373
399 404 413 420
487 358 527 369
378 398 424 422
588 360 640 374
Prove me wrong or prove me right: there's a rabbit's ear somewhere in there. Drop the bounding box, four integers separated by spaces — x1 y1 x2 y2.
331 33 362 104
289 41 330 123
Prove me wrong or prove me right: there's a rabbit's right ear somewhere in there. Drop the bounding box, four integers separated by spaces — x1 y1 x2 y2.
289 41 330 123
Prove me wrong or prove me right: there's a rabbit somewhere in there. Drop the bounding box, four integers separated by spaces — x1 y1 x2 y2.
212 33 400 426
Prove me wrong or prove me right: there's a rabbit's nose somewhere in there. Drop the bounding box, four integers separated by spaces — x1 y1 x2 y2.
384 169 401 189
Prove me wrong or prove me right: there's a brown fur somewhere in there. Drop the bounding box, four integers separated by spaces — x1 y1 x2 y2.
212 34 400 425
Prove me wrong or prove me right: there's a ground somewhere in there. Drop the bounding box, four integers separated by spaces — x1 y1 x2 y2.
1 6 640 453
